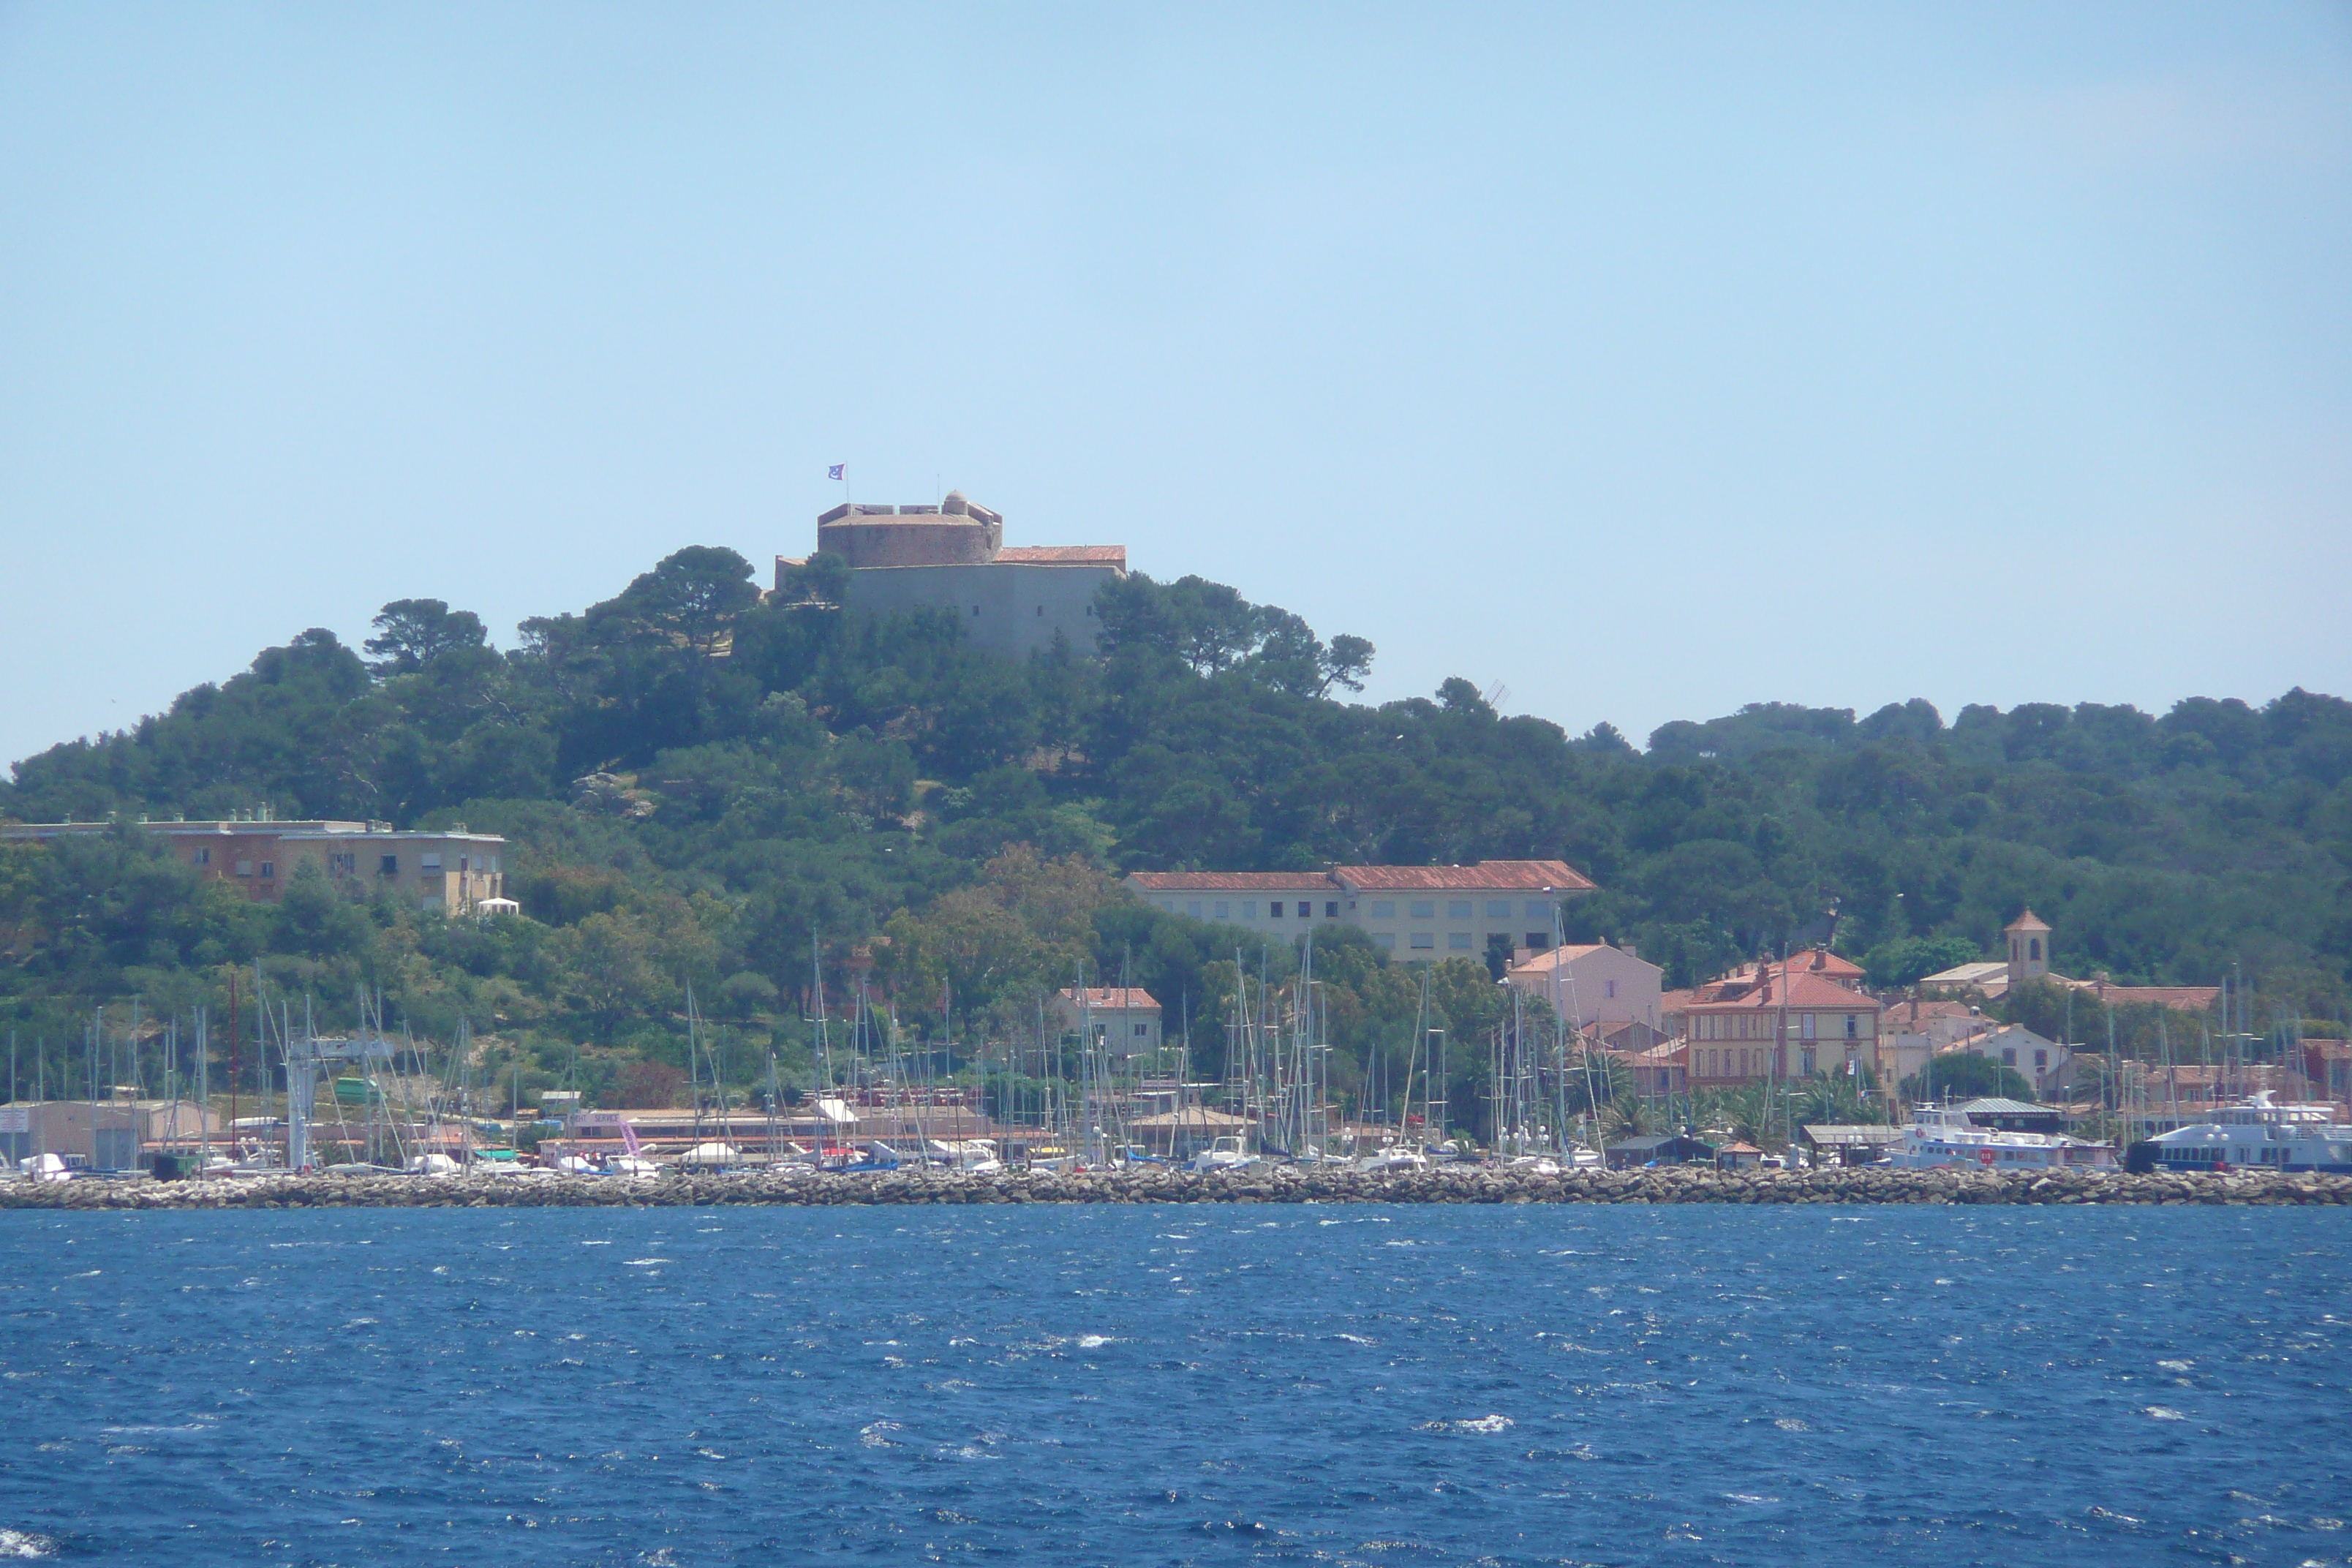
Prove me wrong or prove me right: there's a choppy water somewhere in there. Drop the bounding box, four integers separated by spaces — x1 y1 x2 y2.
1 1203 2348 1565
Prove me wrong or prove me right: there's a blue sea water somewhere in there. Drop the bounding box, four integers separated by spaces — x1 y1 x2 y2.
1 1203 2348 1566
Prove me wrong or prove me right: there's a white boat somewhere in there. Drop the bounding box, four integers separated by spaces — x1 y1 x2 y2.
1357 1146 1429 1173
1189 1136 1261 1173
1896 1102 2117 1171
18 1152 71 1183
2137 1091 2352 1174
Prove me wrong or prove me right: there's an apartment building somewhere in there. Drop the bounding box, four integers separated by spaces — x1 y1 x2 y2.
0 815 508 914
1125 859 1595 959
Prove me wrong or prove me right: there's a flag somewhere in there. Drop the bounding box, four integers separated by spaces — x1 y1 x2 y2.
827 464 845 481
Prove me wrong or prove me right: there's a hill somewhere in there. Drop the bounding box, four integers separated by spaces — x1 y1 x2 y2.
2 545 2346 1124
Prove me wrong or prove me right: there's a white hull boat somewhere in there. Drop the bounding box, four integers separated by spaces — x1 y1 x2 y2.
1896 1103 2115 1172
2137 1091 2352 1173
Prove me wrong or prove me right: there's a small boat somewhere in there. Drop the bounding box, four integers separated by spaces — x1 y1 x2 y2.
18 1152 72 1183
1896 1103 2116 1171
1357 1146 1430 1173
2133 1091 2352 1174
1190 1136 1260 1173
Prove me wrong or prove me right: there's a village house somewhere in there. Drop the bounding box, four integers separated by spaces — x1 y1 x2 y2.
1504 943 1664 1030
1666 954 1882 1086
1050 987 1164 1059
1939 1022 2071 1098
1126 859 1595 960
1919 910 2221 1012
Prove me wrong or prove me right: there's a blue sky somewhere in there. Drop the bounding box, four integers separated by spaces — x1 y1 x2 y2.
2 3 2346 769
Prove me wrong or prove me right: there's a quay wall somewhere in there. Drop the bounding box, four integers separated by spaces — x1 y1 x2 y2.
4 1166 2350 1211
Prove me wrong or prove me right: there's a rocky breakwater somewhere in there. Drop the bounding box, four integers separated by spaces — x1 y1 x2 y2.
4 1164 2351 1210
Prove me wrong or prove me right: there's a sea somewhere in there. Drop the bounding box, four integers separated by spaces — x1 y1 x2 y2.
1 1202 2348 1566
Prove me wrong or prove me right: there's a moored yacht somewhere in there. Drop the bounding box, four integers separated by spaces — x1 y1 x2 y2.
2132 1091 2352 1173
1896 1101 2117 1171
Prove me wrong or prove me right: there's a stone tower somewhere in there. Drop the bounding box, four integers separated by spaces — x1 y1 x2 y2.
2005 909 2051 988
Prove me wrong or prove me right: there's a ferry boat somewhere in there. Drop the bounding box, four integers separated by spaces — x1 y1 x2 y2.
1896 1102 2117 1171
2132 1091 2352 1174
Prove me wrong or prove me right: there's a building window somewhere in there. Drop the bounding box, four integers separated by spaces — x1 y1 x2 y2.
1324 901 1338 919
2034 1049 2048 1069
1525 900 1548 919
1447 900 1471 919
1447 932 1471 950
1371 901 1395 919
2002 1048 2017 1066
2029 938 2041 960
421 853 442 872
1134 1023 1149 1038
1186 900 1202 918
1845 1014 1858 1039
1409 900 1435 919
1213 901 1229 919
972 606 981 616
380 854 399 875
1409 932 1434 950
1801 1048 1815 1076
1161 900 1175 911
193 847 211 865
1605 979 1618 999
235 859 254 878
1376 933 1396 950
1801 1013 1817 1040
258 862 274 879
1243 902 1257 919
1268 902 1284 919
1297 902 1312 919
1036 606 1043 616
1526 932 1545 950
1485 900 1511 919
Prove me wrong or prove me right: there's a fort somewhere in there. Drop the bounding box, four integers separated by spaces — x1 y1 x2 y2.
779 491 1126 659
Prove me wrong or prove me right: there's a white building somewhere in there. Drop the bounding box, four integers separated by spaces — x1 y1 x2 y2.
1126 859 1596 960
1504 943 1663 1030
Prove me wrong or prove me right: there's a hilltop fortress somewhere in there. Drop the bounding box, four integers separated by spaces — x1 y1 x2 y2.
778 491 1126 658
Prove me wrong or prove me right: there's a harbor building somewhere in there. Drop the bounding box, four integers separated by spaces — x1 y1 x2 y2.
0 814 508 914
777 491 1126 659
1125 859 1595 959
0 1098 219 1172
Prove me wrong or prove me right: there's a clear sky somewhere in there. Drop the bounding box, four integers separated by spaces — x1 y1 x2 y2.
2 4 2346 769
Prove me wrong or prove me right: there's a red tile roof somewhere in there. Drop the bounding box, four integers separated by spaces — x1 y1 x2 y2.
1681 970 1882 1013
1333 859 1595 893
1059 986 1160 1011
1128 872 1339 892
997 545 1127 566
2085 981 2219 1012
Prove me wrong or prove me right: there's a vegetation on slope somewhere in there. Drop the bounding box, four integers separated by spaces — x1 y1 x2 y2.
2 545 2346 1124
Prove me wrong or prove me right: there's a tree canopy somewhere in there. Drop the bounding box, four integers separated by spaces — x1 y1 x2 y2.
4 543 2347 1126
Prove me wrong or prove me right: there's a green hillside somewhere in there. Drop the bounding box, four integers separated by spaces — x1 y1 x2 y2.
3 545 2345 1123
